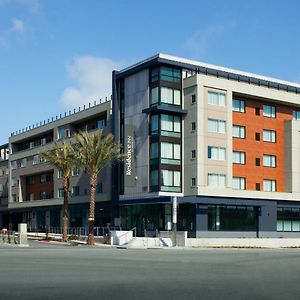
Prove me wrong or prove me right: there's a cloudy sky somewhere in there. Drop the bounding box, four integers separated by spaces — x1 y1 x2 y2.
0 0 300 144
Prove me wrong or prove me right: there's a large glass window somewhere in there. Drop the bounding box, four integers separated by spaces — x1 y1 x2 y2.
263 105 276 118
208 205 257 231
232 151 245 164
150 115 159 135
150 87 159 105
160 87 181 106
277 207 300 232
232 125 245 138
208 173 226 188
263 130 276 143
263 154 276 168
208 91 226 106
208 119 226 134
161 170 181 192
293 110 300 121
232 99 245 112
208 146 226 160
160 66 181 83
161 142 181 165
150 169 159 191
232 177 246 190
161 114 181 137
150 143 158 165
263 179 276 192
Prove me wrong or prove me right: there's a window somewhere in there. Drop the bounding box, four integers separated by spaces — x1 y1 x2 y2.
33 155 39 165
232 151 245 164
12 194 17 202
72 186 80 196
40 173 52 183
256 183 260 191
150 143 158 162
72 168 80 176
191 122 196 131
191 177 196 186
161 170 181 192
160 66 181 83
263 105 276 118
293 111 300 120
208 91 226 106
161 115 181 137
11 161 17 170
191 94 196 104
263 130 276 143
161 142 181 165
232 125 245 138
18 158 27 168
255 107 260 116
263 155 276 168
232 177 246 190
58 170 64 179
255 132 260 141
150 115 159 135
40 192 46 200
208 119 226 134
256 158 261 166
208 205 257 231
151 68 159 82
208 146 226 160
41 138 46 146
191 150 196 159
97 119 106 129
97 183 103 194
150 87 159 105
208 173 226 188
150 169 158 190
232 99 245 112
263 179 276 192
161 87 181 106
58 126 71 139
277 207 300 232
58 188 64 198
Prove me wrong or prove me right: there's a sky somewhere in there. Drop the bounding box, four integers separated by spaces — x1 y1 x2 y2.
0 0 300 144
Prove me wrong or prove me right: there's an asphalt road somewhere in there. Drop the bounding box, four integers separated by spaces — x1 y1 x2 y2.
0 241 300 300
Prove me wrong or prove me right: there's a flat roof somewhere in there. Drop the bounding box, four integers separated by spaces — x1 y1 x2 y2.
117 53 300 92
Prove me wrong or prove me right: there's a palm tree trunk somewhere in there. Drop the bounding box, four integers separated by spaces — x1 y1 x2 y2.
87 172 97 245
62 176 70 242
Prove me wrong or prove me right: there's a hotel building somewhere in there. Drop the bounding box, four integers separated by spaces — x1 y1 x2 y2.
1 53 300 237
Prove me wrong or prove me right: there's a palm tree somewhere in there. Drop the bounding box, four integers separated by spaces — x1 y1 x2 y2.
40 141 77 242
74 129 122 245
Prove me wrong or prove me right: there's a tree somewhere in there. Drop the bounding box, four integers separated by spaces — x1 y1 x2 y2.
74 129 122 245
40 141 77 242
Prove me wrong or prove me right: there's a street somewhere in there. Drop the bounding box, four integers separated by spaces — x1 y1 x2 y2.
0 241 300 299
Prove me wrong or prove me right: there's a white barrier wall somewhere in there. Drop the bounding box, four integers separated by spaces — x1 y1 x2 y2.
110 231 133 245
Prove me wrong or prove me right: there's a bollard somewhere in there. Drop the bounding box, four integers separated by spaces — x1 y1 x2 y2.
18 223 28 246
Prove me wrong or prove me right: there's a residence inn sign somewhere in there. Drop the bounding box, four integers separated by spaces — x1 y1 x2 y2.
125 124 136 187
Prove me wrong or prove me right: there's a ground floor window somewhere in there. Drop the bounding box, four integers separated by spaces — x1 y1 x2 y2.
277 207 300 232
208 205 257 231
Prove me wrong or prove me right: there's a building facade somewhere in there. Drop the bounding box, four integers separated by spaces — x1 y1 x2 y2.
1 53 300 237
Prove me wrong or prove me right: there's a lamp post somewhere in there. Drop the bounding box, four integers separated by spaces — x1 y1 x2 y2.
172 196 177 247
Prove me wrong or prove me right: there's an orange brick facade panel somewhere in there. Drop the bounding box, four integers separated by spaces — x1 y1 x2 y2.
232 97 293 192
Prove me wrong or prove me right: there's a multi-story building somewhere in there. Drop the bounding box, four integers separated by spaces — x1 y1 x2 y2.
113 53 300 237
1 53 300 238
0 100 112 231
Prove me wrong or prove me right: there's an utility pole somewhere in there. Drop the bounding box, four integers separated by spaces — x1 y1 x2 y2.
172 196 177 247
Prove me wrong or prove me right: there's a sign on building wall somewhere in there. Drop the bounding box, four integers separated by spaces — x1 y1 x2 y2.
124 124 136 187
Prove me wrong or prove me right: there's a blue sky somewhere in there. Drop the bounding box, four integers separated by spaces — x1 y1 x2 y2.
0 0 299 144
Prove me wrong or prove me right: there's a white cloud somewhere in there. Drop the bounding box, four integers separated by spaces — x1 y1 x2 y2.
10 17 25 33
60 55 122 108
185 25 224 58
